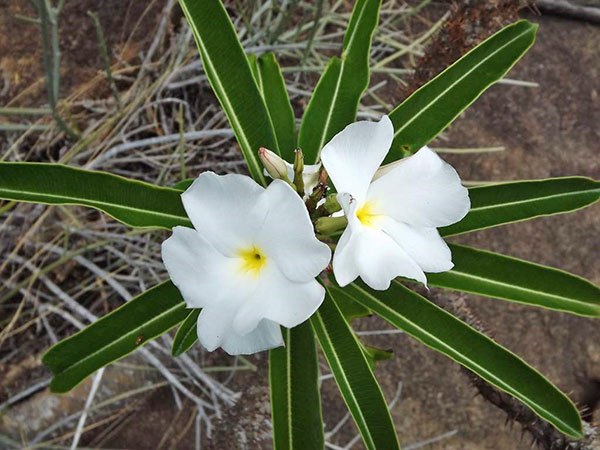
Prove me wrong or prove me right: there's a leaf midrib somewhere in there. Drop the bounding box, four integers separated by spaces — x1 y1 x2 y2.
351 284 580 437
197 42 262 179
314 61 344 162
173 313 198 355
393 25 532 139
426 271 598 312
286 328 293 450
313 0 371 162
0 187 188 222
181 1 264 183
467 188 599 212
48 302 185 380
313 310 376 450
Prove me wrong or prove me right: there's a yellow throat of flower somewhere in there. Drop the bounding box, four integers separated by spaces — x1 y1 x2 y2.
238 246 267 276
356 202 381 228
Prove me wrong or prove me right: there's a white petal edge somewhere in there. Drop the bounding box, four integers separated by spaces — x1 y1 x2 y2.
353 228 426 290
332 193 426 289
367 147 470 228
232 265 325 335
331 226 360 287
181 172 267 256
161 226 236 309
331 193 362 287
221 320 283 355
197 307 283 355
380 218 453 273
256 180 331 282
321 115 394 203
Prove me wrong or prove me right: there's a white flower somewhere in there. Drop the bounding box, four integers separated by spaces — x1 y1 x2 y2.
161 172 331 355
320 116 470 290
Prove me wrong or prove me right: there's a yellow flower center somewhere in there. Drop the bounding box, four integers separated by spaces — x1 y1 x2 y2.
238 246 267 276
356 202 381 228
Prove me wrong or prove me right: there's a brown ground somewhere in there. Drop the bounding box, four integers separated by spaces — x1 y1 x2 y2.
1 3 599 450
0 0 163 106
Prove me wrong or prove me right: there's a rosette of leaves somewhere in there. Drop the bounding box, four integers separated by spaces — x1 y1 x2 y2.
0 1 598 448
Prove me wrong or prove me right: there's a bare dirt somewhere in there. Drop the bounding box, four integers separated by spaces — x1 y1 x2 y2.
0 0 163 106
0 3 598 450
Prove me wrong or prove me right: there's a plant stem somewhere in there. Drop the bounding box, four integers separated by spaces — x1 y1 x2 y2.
88 11 122 110
37 0 79 139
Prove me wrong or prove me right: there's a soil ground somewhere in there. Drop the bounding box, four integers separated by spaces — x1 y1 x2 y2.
0 3 598 450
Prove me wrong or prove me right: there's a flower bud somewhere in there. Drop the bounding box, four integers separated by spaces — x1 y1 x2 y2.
323 194 342 214
293 148 305 196
315 215 348 235
259 147 290 182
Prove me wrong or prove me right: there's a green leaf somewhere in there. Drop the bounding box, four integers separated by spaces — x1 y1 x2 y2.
179 0 279 183
269 323 324 450
343 281 583 438
336 291 372 321
43 281 188 393
173 178 195 191
429 244 600 317
299 0 381 163
172 309 200 356
251 53 297 161
441 177 600 237
386 20 537 161
361 344 393 370
0 163 190 229
311 289 401 450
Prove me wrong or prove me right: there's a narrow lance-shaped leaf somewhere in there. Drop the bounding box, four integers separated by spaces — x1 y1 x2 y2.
179 0 279 183
428 244 600 318
251 53 297 161
311 288 401 450
269 323 324 450
258 45 325 449
336 290 372 320
172 308 201 356
343 282 583 438
361 344 393 370
386 20 537 162
173 178 195 191
0 163 190 229
299 0 381 163
441 177 600 237
43 281 188 393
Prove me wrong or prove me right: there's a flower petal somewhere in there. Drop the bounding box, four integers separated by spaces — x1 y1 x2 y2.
197 307 283 355
161 226 236 309
330 193 361 286
321 116 394 202
232 265 325 334
256 180 331 282
221 319 283 355
331 226 360 287
181 172 267 256
333 194 426 289
367 147 470 227
196 304 236 352
380 218 453 273
354 228 426 290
